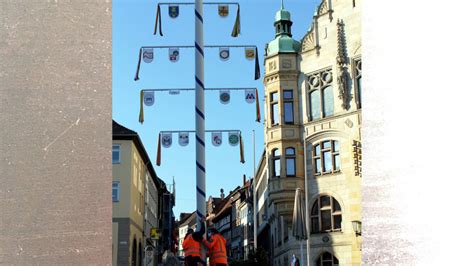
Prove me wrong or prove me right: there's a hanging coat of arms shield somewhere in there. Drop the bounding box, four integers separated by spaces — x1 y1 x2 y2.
218 5 229 17
169 5 179 19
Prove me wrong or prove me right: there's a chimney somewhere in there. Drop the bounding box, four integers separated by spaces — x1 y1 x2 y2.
220 188 224 199
243 174 246 186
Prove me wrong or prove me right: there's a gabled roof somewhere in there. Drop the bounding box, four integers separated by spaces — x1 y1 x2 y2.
179 211 197 228
212 186 242 221
112 120 165 190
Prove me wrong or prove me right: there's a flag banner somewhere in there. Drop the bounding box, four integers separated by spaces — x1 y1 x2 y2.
154 4 163 36
162 133 172 148
219 47 230 61
231 4 240 37
239 133 245 163
218 5 229 17
255 88 261 122
219 90 230 104
143 48 154 63
156 133 162 166
139 90 144 124
169 48 179 62
228 131 240 146
178 132 189 146
212 132 223 147
245 47 255 60
245 89 256 104
169 5 179 19
134 48 142 81
254 47 261 80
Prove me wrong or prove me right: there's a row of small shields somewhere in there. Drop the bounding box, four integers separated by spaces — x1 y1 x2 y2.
155 3 240 37
135 46 259 81
141 47 256 63
160 131 240 148
166 4 232 19
139 89 261 123
156 131 245 165
142 89 256 106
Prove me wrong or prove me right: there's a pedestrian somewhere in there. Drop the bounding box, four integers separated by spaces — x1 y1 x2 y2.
290 254 300 266
203 227 227 266
183 228 201 266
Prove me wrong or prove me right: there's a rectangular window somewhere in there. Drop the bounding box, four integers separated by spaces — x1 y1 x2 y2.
323 151 332 172
112 144 121 164
270 92 279 125
112 182 120 202
357 77 362 108
272 104 279 125
283 90 294 124
322 86 334 117
310 90 321 120
284 102 294 124
315 158 322 174
273 159 280 177
286 158 295 176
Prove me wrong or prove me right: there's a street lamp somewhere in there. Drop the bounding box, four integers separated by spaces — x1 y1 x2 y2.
351 220 362 236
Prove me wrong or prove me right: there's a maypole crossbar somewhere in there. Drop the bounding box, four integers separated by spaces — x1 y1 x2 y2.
160 129 241 134
141 87 257 92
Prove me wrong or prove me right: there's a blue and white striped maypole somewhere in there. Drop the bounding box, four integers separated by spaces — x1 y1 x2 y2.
194 0 206 234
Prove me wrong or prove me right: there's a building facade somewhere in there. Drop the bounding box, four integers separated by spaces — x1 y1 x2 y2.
177 212 197 257
257 0 362 265
112 120 149 266
113 120 174 266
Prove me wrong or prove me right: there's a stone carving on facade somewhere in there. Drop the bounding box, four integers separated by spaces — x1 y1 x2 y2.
301 26 315 52
353 140 362 176
301 21 321 55
317 0 333 22
336 19 351 110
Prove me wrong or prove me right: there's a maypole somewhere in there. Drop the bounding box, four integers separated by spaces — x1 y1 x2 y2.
194 0 207 263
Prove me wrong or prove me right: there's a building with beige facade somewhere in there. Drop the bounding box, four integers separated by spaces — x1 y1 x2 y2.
113 120 163 266
255 0 361 265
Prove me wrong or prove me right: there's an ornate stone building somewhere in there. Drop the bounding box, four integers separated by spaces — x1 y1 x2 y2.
256 0 361 265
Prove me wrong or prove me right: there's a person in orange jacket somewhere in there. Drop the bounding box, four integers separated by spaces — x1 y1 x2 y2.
203 227 227 266
182 228 201 266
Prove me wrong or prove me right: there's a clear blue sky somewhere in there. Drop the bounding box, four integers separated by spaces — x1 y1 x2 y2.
113 0 320 217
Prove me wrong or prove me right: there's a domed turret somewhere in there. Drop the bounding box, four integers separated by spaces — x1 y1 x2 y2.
266 0 301 57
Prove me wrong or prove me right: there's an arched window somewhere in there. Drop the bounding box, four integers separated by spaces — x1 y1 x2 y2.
313 140 340 175
272 149 281 178
311 195 342 233
322 85 334 116
316 252 339 266
308 69 334 120
285 147 296 177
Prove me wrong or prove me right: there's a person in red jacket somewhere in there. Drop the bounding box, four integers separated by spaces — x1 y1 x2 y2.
182 228 201 266
203 227 227 266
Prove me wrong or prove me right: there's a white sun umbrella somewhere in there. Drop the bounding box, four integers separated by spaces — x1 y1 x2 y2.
292 187 308 266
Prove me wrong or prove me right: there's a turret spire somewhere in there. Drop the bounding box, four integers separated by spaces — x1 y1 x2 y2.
281 0 284 9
